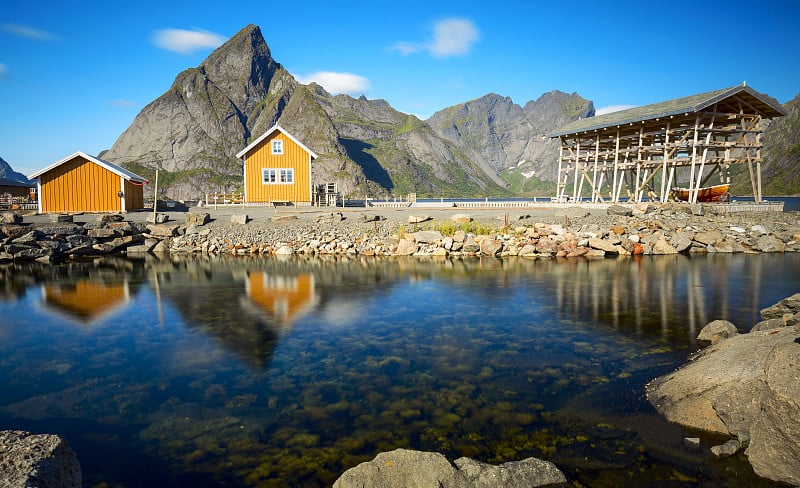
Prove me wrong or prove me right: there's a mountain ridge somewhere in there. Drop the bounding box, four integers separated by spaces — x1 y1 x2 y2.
5 24 795 198
99 24 588 200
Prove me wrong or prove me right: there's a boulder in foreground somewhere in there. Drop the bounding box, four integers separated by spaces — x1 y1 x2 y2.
646 294 800 486
333 448 567 488
0 430 81 488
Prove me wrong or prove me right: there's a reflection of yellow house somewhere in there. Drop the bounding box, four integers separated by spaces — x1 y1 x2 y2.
41 279 130 326
244 272 316 328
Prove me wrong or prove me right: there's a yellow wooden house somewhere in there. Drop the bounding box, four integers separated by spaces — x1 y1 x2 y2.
29 151 148 214
236 125 318 204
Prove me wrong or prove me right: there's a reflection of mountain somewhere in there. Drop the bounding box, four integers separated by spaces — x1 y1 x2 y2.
41 279 131 326
242 272 317 329
152 265 281 369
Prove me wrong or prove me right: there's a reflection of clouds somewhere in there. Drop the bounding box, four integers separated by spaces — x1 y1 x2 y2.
317 300 370 328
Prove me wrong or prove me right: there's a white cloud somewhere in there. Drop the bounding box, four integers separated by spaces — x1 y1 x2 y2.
595 104 636 115
392 41 421 56
392 18 479 58
106 99 137 107
1 24 58 40
295 71 370 95
152 28 225 55
428 18 479 58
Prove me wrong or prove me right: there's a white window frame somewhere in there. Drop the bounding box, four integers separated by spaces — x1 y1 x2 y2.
271 139 284 155
262 168 294 185
262 168 277 184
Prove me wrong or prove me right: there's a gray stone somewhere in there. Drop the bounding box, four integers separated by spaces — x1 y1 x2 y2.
275 245 294 255
316 212 344 222
711 439 740 458
760 292 800 319
697 319 738 343
452 456 566 487
151 239 171 253
646 309 800 486
671 233 693 253
48 214 73 223
231 214 250 225
66 234 95 247
651 234 677 254
683 437 701 451
689 204 704 216
607 204 633 217
462 236 480 254
751 318 786 332
745 343 800 485
333 449 566 488
271 214 297 222
2 226 30 240
0 430 81 488
753 235 785 253
146 224 179 238
146 212 169 224
694 230 722 246
12 230 42 245
408 215 431 224
587 237 619 253
334 449 454 488
185 212 210 226
480 238 502 256
414 230 443 244
97 214 124 222
12 247 51 260
396 238 417 255
358 213 383 223
37 225 84 237
451 213 472 224
1 213 23 224
87 228 118 239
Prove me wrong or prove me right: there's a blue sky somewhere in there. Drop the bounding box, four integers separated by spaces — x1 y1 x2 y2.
2 0 799 176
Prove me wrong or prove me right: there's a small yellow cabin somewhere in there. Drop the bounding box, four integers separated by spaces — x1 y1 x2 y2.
236 125 318 204
29 151 148 214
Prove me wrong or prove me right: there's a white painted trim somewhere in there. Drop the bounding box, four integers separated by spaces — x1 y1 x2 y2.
236 124 318 160
29 150 148 183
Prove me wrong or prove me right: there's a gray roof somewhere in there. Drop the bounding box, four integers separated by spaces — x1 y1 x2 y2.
549 83 788 138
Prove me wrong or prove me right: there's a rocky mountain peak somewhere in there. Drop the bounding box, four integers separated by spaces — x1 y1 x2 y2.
194 24 281 117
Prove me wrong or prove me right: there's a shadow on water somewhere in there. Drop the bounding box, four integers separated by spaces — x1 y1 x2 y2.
1 253 799 487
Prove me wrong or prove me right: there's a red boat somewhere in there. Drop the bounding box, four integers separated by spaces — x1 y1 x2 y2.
671 184 730 202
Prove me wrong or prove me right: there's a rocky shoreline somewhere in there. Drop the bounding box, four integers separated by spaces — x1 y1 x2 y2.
646 293 800 486
1 203 799 262
3 204 800 486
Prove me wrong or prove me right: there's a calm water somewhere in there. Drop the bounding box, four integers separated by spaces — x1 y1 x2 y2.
2 253 800 487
